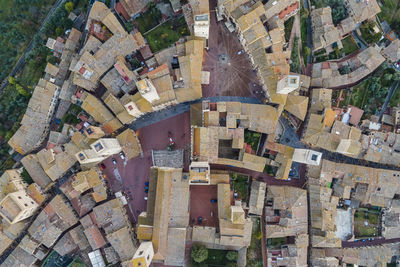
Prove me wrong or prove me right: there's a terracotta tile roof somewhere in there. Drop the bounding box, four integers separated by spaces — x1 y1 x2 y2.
85 226 107 250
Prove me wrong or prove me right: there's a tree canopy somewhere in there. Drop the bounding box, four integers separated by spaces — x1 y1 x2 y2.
226 251 238 261
191 245 208 263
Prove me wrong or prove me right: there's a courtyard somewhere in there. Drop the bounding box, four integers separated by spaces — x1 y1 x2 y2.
189 185 219 227
354 208 380 238
202 0 265 99
101 112 191 223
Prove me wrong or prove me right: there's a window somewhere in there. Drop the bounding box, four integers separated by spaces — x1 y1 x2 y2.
138 251 143 256
311 154 318 161
78 153 86 160
94 142 104 152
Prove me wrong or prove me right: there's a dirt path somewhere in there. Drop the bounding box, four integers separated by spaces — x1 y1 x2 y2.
288 13 300 52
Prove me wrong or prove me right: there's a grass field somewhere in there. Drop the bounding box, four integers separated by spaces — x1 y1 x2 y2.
310 0 325 8
19 56 49 90
348 79 370 108
378 0 400 33
193 249 237 266
247 218 263 267
290 37 301 73
341 36 359 55
244 130 261 152
133 3 162 33
0 0 13 21
313 36 359 62
284 16 295 43
354 209 379 238
300 3 309 64
144 16 189 53
389 84 400 107
231 173 249 201
267 237 287 249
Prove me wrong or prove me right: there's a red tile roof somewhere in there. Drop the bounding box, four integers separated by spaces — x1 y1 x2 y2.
148 63 168 76
348 105 364 126
114 63 132 83
87 226 107 249
139 44 153 60
115 2 130 20
278 2 299 19
322 62 330 69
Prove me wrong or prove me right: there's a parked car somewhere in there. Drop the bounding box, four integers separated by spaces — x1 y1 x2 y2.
210 199 217 203
145 189 148 193
368 238 374 241
145 181 149 186
99 163 106 170
112 158 117 165
119 151 125 160
361 239 367 242
197 216 203 224
144 196 148 201
145 186 149 190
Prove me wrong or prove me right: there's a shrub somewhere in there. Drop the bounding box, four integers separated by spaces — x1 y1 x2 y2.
226 251 238 261
65 2 74 13
15 84 30 97
55 27 64 37
360 21 382 44
191 245 208 263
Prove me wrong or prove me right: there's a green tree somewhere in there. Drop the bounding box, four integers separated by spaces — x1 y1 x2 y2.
383 73 393 83
226 263 238 267
226 251 238 261
15 84 30 97
360 21 382 44
301 8 309 19
328 0 347 24
46 54 58 64
191 245 208 263
5 131 13 141
125 22 133 32
256 230 263 239
303 46 311 59
65 1 74 13
1 158 15 171
8 76 16 85
55 27 64 37
339 65 351 74
334 45 340 58
21 168 34 184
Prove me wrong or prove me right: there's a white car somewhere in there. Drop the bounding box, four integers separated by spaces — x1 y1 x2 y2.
119 151 125 160
144 196 148 201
